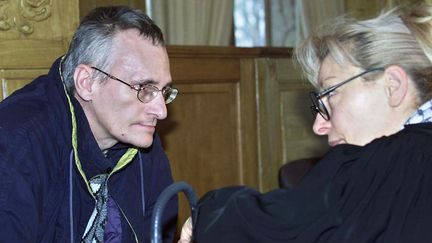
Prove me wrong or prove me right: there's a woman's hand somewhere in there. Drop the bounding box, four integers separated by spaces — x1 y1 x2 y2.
178 217 193 243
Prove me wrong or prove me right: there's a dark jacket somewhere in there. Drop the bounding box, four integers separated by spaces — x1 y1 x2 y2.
0 58 178 242
193 123 432 243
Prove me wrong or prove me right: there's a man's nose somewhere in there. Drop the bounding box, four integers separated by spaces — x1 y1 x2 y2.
150 94 168 120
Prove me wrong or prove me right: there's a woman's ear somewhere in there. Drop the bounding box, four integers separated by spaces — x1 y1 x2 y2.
73 64 95 101
384 65 409 107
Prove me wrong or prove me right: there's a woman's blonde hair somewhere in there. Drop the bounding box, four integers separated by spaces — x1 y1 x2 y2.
295 4 432 102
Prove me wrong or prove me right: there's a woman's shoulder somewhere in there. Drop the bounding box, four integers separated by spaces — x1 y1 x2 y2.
307 123 432 191
374 122 432 154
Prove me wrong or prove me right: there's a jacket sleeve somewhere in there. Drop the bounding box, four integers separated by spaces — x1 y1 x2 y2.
0 132 41 242
191 145 361 243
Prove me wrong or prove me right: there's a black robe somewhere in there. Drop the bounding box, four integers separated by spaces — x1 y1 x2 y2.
192 123 432 243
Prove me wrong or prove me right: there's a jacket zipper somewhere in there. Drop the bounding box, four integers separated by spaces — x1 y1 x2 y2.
104 149 139 242
113 198 139 243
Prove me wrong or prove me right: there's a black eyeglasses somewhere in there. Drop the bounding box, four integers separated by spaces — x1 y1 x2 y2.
91 67 178 104
309 67 384 121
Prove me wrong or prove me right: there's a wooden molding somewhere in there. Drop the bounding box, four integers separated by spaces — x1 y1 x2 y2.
167 45 293 58
0 0 52 35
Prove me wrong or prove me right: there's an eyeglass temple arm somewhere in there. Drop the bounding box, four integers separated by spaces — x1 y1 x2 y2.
316 67 384 99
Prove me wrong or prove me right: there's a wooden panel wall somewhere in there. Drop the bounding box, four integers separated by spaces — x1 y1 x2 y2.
344 0 381 18
159 47 261 230
344 0 429 19
256 58 329 191
161 47 329 232
0 0 79 99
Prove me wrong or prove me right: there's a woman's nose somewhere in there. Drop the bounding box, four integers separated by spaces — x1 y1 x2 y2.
312 113 331 136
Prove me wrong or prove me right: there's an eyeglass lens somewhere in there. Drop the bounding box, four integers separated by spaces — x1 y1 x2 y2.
309 92 329 120
138 86 178 104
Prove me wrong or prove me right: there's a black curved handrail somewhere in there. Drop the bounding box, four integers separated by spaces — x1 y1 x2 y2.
151 181 198 243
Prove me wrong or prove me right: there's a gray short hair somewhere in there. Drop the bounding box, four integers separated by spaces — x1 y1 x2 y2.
295 4 432 103
62 6 165 92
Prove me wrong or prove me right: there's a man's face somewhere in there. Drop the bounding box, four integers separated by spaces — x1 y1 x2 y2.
81 29 172 150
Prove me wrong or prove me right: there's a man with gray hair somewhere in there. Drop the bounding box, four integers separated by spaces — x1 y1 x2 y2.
0 6 178 242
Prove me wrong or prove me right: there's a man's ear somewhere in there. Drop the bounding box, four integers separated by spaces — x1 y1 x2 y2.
384 65 409 107
73 64 95 101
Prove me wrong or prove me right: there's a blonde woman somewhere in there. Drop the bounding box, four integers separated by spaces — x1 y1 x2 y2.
180 4 432 243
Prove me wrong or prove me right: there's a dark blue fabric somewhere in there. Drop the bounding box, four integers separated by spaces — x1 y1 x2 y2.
0 58 178 242
105 196 122 243
193 123 432 243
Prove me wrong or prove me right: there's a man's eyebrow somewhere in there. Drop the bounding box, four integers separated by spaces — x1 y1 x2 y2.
135 79 173 87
